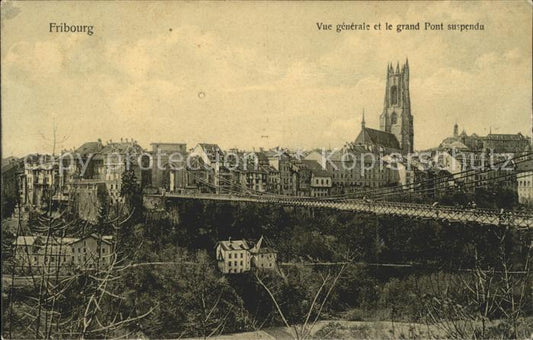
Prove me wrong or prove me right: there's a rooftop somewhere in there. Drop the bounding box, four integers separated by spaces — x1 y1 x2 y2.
75 141 104 156
218 239 250 251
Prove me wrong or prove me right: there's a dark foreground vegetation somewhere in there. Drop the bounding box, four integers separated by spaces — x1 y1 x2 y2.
2 198 532 338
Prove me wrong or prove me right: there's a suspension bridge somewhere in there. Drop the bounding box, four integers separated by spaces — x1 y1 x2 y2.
146 192 533 228
146 152 533 228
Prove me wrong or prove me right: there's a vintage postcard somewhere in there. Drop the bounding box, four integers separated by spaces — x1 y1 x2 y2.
1 1 532 339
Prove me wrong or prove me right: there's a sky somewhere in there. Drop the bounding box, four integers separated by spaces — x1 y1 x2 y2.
1 1 532 156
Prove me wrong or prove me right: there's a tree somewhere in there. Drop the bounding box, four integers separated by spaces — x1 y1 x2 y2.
255 262 349 340
4 200 156 339
120 167 142 215
109 249 249 338
423 228 532 339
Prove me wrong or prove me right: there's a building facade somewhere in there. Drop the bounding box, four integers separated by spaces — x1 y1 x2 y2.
517 172 533 207
250 236 277 270
216 237 278 274
150 142 187 191
19 155 59 211
517 159 533 207
13 234 113 273
439 124 531 155
216 239 252 274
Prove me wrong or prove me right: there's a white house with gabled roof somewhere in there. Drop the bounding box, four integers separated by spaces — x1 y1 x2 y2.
215 238 251 274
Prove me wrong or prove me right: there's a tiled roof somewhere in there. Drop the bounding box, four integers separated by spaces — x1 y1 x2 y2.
360 127 401 150
440 140 469 150
301 159 330 177
75 142 103 155
218 239 250 251
100 142 143 154
92 142 144 160
59 237 79 245
73 234 113 245
485 133 527 141
251 236 277 254
1 158 22 174
254 247 277 254
13 235 113 246
1 157 20 168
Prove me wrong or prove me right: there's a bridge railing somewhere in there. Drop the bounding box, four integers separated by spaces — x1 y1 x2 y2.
154 192 532 227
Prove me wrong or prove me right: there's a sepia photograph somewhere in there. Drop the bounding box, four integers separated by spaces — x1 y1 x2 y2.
1 1 532 338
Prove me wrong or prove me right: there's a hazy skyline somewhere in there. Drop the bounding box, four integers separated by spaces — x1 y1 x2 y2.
2 1 532 157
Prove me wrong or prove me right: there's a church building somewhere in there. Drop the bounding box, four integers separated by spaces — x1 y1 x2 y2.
351 59 414 155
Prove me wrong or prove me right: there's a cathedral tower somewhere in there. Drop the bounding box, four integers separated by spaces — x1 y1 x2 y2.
379 59 414 154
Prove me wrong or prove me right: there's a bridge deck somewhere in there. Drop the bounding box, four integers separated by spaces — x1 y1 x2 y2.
147 193 533 228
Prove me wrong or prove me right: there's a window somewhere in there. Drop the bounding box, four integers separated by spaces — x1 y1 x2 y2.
391 112 398 124
240 261 243 266
228 261 232 266
240 253 243 258
391 86 398 105
228 253 232 259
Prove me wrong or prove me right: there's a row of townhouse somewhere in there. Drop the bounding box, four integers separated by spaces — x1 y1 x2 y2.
150 142 463 199
305 147 401 196
12 234 114 273
162 143 404 198
163 145 335 197
168 141 527 200
426 150 521 196
13 137 530 220
18 139 151 220
163 143 283 195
